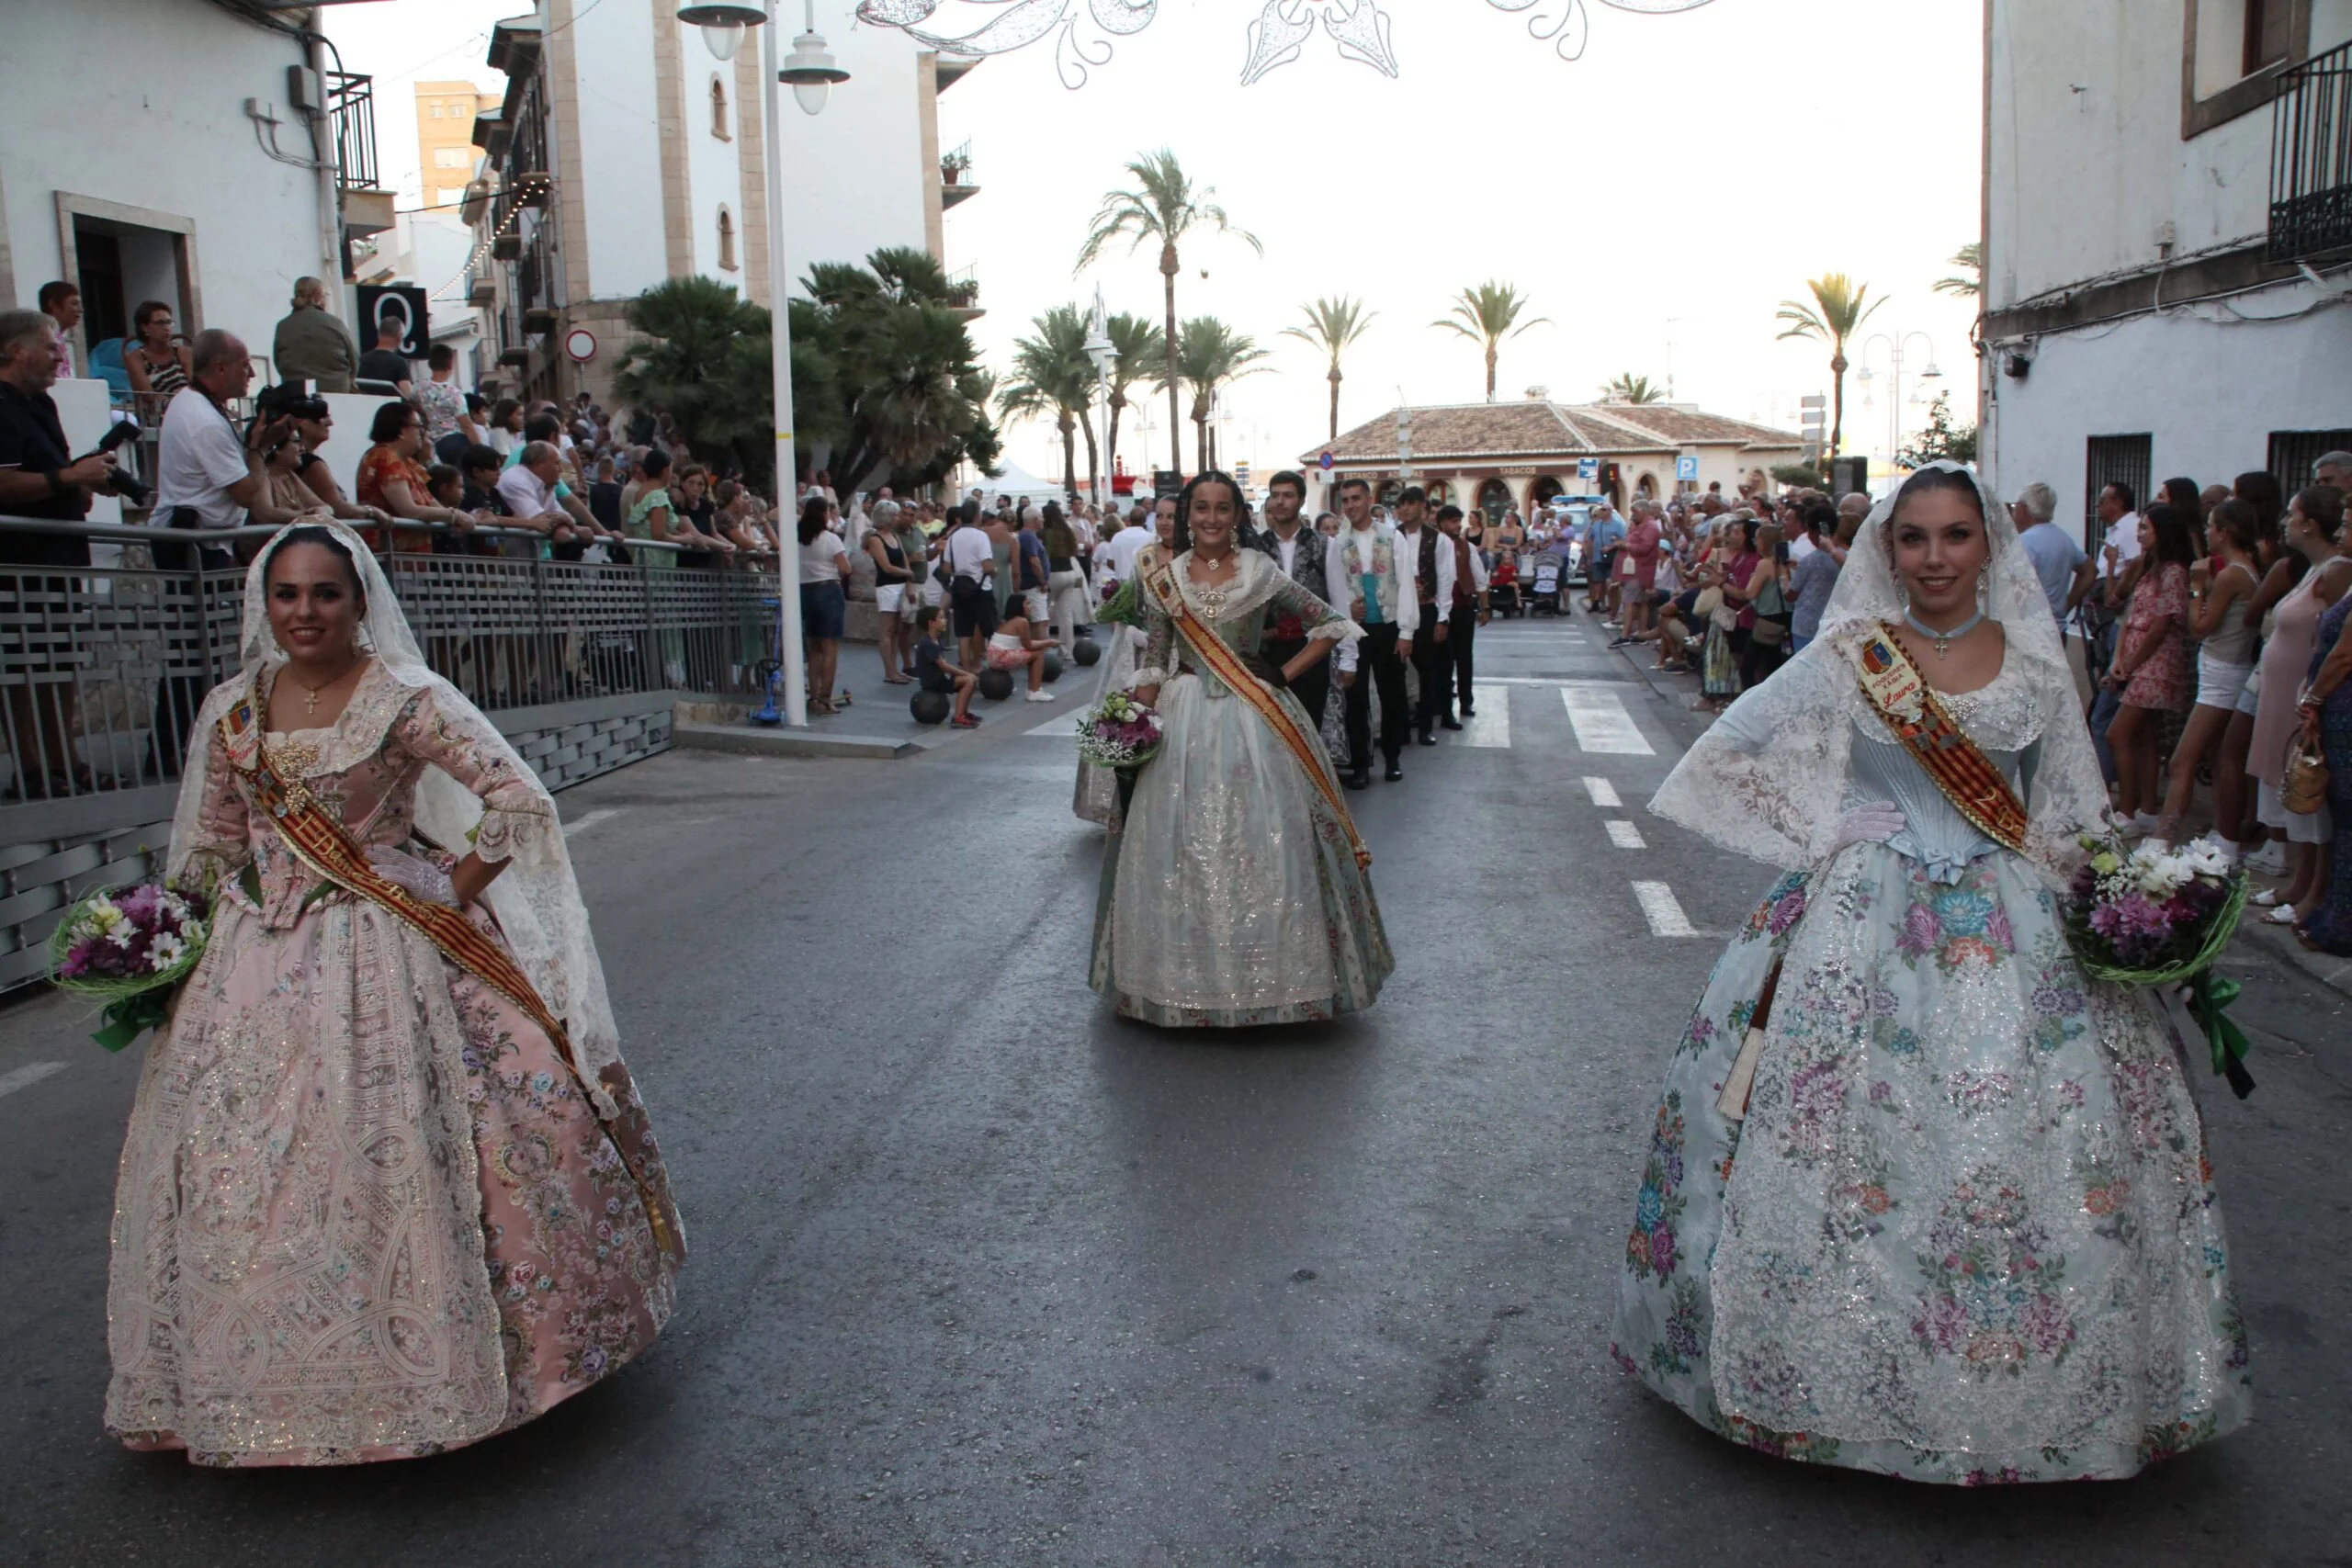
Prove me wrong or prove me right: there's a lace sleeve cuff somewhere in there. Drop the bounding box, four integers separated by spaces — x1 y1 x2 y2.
1128 665 1173 688
471 797 558 867
1307 617 1365 643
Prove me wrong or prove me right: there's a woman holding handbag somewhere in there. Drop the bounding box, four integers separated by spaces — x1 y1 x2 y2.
2245 487 2348 925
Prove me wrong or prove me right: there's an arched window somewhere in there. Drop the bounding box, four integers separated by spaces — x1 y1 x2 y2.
717 206 738 271
710 75 730 140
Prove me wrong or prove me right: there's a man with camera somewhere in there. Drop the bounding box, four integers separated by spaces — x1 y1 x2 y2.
0 309 135 796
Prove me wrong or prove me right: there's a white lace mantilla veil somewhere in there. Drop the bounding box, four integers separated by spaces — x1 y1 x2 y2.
165 521 628 1077
1647 460 2110 883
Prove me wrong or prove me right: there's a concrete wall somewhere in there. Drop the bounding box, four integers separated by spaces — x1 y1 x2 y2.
680 22 749 285
1988 0 2352 310
1984 274 2352 529
0 0 329 353
771 28 934 288
569 0 668 302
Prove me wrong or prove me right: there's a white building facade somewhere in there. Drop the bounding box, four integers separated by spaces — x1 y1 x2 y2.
0 0 392 378
1983 0 2352 536
465 1 967 406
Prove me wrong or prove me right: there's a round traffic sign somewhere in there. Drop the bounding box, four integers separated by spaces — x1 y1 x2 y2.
1318 451 1334 470
564 328 598 364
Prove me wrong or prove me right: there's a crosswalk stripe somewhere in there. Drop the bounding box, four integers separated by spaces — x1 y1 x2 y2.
1463 684 1512 748
563 807 623 837
1606 819 1646 850
1026 708 1084 737
1560 684 1654 754
0 1062 69 1100
1632 881 1697 936
1582 776 1622 807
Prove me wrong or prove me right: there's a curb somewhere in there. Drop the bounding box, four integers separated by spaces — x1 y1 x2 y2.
2232 912 2352 1000
672 719 916 761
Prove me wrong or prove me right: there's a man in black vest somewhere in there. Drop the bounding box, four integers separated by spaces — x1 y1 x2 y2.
1390 486 1454 746
1247 469 1337 732
1433 503 1490 725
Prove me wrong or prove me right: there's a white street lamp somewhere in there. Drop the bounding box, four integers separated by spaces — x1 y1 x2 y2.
778 0 850 116
675 0 850 725
1083 288 1114 509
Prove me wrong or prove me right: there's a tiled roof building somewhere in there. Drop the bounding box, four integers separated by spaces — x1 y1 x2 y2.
1299 400 1805 516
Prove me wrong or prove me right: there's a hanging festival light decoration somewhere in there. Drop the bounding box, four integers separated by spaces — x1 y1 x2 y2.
854 0 1713 87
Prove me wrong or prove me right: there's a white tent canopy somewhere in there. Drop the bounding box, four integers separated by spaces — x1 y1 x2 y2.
969 459 1069 507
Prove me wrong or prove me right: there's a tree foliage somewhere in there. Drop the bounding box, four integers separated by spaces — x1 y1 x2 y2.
998 304 1096 499
1775 272 1883 458
1934 242 1983 299
1175 316 1270 471
1432 280 1549 401
1075 149 1260 472
1280 295 1376 442
1895 390 1979 468
611 254 999 496
1600 371 1664 404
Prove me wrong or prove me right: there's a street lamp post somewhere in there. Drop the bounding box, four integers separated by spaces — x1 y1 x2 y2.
1856 331 1942 467
1083 288 1114 512
678 1 847 727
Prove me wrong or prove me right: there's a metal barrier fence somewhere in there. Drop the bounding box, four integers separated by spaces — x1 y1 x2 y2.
0 516 779 807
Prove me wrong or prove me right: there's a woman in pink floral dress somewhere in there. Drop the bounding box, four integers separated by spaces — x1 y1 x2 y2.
2102 504 2198 830
107 523 684 1466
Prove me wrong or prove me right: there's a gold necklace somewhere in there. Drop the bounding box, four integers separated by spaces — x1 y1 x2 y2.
288 655 359 716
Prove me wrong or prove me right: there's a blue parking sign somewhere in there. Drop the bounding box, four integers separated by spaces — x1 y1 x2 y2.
1676 455 1700 481
1577 457 1599 481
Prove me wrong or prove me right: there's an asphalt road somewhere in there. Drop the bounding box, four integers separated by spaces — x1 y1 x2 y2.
4 608 2346 1568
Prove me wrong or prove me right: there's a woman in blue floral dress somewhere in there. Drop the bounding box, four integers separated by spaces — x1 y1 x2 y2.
1611 464 2249 1484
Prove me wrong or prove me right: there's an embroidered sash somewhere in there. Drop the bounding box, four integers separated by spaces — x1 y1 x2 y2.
221 684 681 1260
1143 558 1372 871
1840 623 2031 856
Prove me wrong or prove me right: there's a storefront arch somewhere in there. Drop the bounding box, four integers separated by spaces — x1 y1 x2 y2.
1476 478 1515 523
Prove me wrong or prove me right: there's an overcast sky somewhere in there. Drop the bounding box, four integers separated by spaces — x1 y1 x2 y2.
332 0 1985 480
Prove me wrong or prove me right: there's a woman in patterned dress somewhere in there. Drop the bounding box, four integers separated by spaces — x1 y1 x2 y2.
2103 503 2198 833
1611 464 2248 1483
107 523 683 1466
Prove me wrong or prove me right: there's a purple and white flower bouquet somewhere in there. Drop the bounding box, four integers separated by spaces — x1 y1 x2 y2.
50 881 209 1051
1075 691 1163 773
2064 831 2251 1095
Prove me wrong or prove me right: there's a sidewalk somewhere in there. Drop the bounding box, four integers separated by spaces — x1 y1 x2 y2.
1585 601 2352 1003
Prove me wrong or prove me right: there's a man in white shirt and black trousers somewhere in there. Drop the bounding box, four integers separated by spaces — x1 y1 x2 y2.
1390 486 1455 746
1331 476 1416 787
1431 503 1490 728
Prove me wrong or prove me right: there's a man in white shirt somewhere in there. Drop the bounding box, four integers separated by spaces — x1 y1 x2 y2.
1330 477 1417 786
154 330 268 570
1094 506 1156 595
942 503 1000 665
1431 504 1491 728
495 442 577 547
1389 486 1455 747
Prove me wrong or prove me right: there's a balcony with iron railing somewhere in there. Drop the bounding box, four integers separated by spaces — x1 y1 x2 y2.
944 265 981 321
941 141 978 209
2269 39 2352 263
327 69 396 239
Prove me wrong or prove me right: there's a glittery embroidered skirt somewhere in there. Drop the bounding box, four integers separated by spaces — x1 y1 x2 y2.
1609 847 2250 1483
1091 670 1391 1027
106 897 681 1465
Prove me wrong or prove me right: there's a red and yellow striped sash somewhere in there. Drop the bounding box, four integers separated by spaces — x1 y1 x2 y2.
1145 559 1372 870
221 686 681 1259
1842 623 2031 856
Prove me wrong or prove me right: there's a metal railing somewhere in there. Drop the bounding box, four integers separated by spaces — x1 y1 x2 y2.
2269 39 2352 263
328 71 380 191
0 517 780 809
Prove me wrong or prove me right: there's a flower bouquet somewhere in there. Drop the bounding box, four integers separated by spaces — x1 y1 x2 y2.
50 882 209 1051
2064 832 2252 1097
1076 691 1163 773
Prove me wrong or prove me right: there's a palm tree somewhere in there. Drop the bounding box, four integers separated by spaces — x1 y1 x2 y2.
1600 371 1664 404
998 304 1096 499
1279 295 1377 445
1775 272 1884 458
1102 311 1165 484
1175 316 1270 472
1432 280 1549 402
1934 242 1983 299
1074 149 1261 474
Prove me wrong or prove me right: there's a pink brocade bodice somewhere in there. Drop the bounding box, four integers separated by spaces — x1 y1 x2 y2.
184 660 555 927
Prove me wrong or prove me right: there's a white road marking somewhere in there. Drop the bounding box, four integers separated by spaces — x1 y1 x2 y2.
1606 819 1646 850
1560 684 1654 754
1462 684 1512 748
1582 776 1622 807
1632 881 1697 937
0 1062 69 1100
563 807 623 837
1026 708 1084 737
